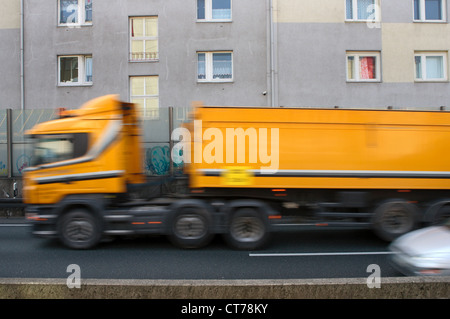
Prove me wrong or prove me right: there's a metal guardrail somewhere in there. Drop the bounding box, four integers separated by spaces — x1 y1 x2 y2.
0 198 26 208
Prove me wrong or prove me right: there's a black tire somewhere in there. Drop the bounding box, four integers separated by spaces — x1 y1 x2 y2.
372 200 418 241
169 207 213 249
224 208 269 250
58 208 101 249
431 205 450 225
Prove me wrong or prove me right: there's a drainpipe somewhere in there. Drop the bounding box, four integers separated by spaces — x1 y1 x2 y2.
20 0 25 111
268 0 278 107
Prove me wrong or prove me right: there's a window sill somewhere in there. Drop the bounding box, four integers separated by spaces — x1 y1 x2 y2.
57 23 93 28
346 80 382 83
345 19 380 23
414 79 449 83
58 83 93 87
197 80 234 83
413 20 447 24
129 59 159 63
196 19 232 23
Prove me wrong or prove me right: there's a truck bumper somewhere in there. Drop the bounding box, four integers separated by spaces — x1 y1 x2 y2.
25 205 58 238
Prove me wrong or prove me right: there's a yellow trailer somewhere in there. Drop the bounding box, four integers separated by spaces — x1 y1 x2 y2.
22 96 450 249
188 106 450 191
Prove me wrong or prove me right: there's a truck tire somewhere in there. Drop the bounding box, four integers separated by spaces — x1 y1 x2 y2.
431 205 450 225
224 208 269 250
169 207 213 249
372 200 418 241
58 208 102 249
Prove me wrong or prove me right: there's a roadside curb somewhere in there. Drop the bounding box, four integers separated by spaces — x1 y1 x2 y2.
0 277 449 299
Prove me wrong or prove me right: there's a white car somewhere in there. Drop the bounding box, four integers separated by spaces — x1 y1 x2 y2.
389 220 450 276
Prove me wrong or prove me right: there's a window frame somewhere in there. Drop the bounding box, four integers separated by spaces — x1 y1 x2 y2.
413 0 447 22
129 16 159 62
129 76 160 120
345 0 381 22
346 51 381 82
58 0 93 27
197 51 234 83
30 133 89 167
58 55 93 86
197 0 232 22
414 51 448 82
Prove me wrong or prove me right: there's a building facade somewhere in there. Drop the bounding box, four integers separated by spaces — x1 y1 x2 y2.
0 0 22 108
273 0 450 109
19 0 269 111
1 0 450 183
2 0 450 111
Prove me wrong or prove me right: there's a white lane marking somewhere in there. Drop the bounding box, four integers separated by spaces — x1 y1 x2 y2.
249 251 394 257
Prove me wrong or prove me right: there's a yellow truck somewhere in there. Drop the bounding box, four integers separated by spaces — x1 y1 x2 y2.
23 95 450 249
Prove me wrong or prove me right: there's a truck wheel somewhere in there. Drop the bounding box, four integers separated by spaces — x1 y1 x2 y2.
169 207 213 249
372 200 418 241
224 208 269 250
432 205 450 225
58 208 101 249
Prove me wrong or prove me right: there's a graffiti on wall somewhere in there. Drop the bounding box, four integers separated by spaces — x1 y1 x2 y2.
0 161 7 176
144 145 183 175
16 154 31 175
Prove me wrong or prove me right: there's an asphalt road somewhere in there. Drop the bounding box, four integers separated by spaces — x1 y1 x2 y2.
0 220 404 280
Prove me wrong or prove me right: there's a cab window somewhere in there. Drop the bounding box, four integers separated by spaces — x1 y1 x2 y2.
31 133 88 166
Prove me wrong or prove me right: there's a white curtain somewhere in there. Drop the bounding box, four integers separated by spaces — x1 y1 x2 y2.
198 53 206 79
426 56 444 79
212 0 231 19
346 0 353 19
357 0 375 20
213 53 232 79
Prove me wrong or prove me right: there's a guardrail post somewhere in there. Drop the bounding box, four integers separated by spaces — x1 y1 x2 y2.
6 109 12 179
169 106 174 177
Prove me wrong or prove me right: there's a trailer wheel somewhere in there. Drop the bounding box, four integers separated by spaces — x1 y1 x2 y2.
431 205 450 225
372 200 418 241
169 207 213 249
58 208 101 249
224 208 269 250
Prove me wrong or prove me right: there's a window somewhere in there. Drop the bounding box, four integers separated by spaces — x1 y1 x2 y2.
198 52 233 82
31 133 89 166
346 52 381 82
197 0 232 21
414 0 446 21
130 76 159 119
58 55 93 86
415 52 448 81
58 0 92 26
129 17 158 61
346 0 379 21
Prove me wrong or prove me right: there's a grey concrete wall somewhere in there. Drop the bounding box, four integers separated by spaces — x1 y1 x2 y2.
276 22 384 108
274 0 450 110
0 30 21 109
382 0 450 23
22 0 269 110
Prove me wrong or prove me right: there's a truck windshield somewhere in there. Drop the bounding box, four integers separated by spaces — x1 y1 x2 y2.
31 133 88 166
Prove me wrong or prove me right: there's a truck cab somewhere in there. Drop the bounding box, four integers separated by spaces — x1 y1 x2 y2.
23 95 147 248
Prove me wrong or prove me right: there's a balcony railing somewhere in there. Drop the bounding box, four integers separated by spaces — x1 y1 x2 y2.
129 52 159 62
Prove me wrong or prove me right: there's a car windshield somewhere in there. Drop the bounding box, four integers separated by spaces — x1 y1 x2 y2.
31 135 75 166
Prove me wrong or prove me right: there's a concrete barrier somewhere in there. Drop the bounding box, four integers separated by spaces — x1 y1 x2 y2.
0 277 448 299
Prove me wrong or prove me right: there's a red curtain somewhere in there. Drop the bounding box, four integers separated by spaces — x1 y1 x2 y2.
360 57 375 79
